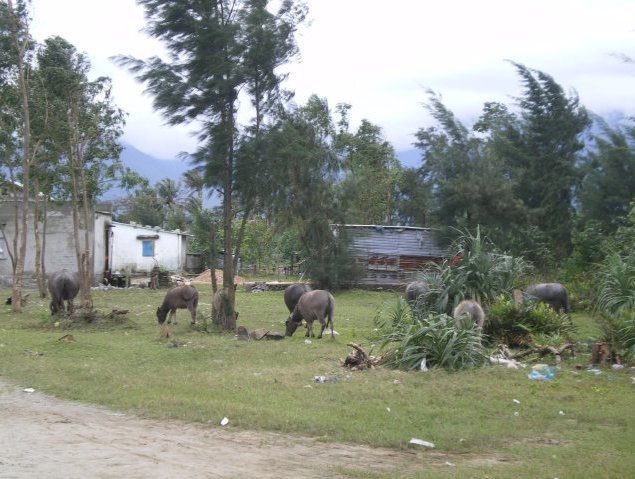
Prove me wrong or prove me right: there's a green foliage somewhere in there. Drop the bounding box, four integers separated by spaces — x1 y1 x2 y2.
301 224 360 290
374 299 487 371
415 227 528 314
485 295 575 346
578 121 635 233
335 108 403 224
593 252 635 359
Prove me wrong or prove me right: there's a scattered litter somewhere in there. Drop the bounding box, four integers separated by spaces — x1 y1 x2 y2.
559 410 566 416
393 379 401 385
419 357 428 372
303 384 313 388
23 388 35 393
220 417 229 426
528 365 556 381
386 407 391 412
587 368 602 375
513 398 520 404
409 438 435 448
611 364 624 370
444 461 456 467
304 339 312 344
23 349 43 357
489 355 522 369
313 375 337 383
514 411 520 417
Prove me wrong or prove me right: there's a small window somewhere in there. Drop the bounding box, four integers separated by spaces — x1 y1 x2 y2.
142 240 155 257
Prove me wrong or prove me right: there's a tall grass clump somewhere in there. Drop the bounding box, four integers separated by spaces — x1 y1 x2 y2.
485 295 575 347
593 253 635 361
373 298 487 371
413 227 528 315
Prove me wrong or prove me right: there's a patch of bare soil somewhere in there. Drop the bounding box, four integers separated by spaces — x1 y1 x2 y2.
191 269 246 285
0 377 510 478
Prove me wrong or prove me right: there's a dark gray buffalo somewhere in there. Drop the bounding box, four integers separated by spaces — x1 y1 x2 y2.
405 280 429 305
524 282 571 313
283 283 312 313
48 269 80 315
156 285 199 325
453 299 486 329
285 289 335 339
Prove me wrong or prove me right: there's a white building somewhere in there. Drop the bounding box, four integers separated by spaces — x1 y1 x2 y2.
105 220 189 274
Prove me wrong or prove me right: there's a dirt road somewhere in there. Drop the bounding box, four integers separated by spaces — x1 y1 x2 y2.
0 377 430 478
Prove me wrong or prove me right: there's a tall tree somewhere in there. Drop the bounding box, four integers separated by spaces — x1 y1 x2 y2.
503 62 590 259
578 120 635 234
335 105 402 224
119 0 306 330
0 0 38 311
38 36 125 310
414 91 521 237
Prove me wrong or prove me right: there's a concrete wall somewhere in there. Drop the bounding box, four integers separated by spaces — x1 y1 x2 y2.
0 200 97 287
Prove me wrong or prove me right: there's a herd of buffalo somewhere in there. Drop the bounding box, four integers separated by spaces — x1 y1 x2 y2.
44 268 571 338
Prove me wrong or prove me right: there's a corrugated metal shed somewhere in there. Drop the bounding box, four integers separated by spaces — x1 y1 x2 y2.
331 224 449 286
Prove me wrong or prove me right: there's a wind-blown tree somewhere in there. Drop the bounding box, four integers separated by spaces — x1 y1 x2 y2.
38 36 125 310
118 0 306 330
413 91 523 240
335 104 402 224
393 166 433 226
501 62 590 261
256 96 357 289
0 0 39 311
578 119 635 234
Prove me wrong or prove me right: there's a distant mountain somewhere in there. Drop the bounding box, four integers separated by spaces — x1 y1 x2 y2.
120 143 192 184
101 143 193 201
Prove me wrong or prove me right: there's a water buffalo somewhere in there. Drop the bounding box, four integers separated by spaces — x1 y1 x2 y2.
524 283 570 313
156 285 199 325
405 280 429 306
283 283 312 313
453 299 486 329
48 269 80 315
285 289 335 339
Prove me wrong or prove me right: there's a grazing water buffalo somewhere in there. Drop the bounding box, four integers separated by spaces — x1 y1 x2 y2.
524 282 570 313
453 300 486 329
285 289 335 339
48 269 80 315
156 285 199 325
283 283 312 313
405 280 429 306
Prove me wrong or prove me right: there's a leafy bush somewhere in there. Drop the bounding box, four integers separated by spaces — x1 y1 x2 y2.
485 295 575 347
412 227 528 315
373 299 487 371
593 253 635 361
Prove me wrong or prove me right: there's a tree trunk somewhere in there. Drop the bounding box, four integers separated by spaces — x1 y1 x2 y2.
32 177 47 298
9 0 32 313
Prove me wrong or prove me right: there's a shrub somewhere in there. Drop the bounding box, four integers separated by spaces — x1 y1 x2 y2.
412 226 528 315
373 299 487 371
485 295 575 347
593 253 635 361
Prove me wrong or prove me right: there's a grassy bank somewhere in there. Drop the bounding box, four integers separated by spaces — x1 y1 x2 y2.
0 285 633 478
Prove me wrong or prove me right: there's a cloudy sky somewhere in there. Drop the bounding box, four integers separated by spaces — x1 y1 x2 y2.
30 0 635 160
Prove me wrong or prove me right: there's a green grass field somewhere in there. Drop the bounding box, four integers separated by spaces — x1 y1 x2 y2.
0 285 633 478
